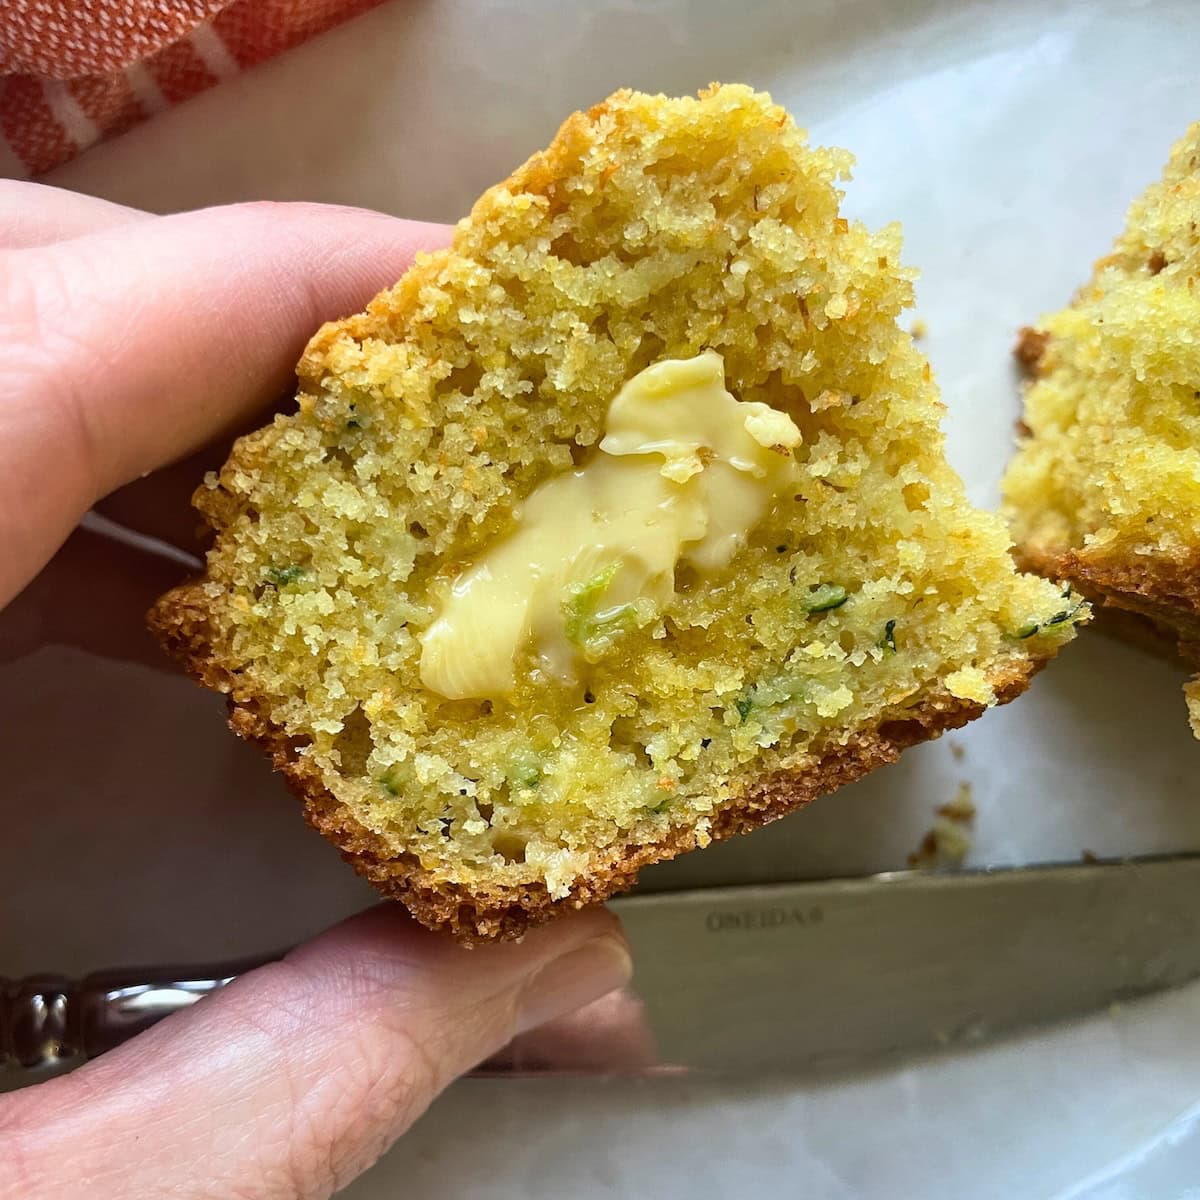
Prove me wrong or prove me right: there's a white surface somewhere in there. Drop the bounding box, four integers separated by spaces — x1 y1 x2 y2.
4 0 1200 1194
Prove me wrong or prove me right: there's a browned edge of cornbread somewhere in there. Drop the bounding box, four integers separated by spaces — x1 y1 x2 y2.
1014 331 1200 673
150 581 1045 943
1016 541 1200 672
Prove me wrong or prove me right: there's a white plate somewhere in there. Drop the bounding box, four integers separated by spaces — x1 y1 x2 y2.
6 0 1200 1194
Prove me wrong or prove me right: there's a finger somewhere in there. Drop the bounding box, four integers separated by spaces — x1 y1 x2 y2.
481 988 658 1072
93 389 300 555
0 203 450 605
0 182 148 248
0 906 632 1200
93 461 216 556
0 524 195 669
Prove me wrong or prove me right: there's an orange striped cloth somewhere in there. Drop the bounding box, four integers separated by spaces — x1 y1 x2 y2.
0 0 385 177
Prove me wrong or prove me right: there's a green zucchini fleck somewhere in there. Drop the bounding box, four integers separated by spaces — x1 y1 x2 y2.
563 563 637 656
878 619 897 654
506 748 543 791
1045 588 1085 627
265 564 306 588
1015 588 1085 640
801 583 849 613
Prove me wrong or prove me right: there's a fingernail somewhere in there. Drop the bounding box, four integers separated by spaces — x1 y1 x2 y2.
515 933 633 1035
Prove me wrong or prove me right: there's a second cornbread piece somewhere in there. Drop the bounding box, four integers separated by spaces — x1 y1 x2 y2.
1004 122 1200 734
152 84 1081 941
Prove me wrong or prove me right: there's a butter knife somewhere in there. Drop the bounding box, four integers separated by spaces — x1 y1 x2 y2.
6 855 1200 1082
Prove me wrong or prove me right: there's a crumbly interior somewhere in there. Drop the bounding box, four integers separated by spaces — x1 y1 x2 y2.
1003 122 1200 731
1004 123 1200 562
182 85 1075 898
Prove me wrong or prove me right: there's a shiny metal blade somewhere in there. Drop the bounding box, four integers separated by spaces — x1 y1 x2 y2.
608 856 1200 1073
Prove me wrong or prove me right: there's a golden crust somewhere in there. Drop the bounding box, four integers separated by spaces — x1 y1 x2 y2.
1014 326 1050 376
151 587 1041 942
1017 541 1200 671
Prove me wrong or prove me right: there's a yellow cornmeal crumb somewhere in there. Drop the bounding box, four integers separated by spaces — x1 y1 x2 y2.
940 780 976 823
944 666 996 706
186 85 1077 900
1187 679 1200 739
1003 121 1200 732
925 819 972 866
910 782 975 867
1005 122 1200 558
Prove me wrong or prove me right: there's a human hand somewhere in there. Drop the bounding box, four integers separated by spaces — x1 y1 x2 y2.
0 184 633 1199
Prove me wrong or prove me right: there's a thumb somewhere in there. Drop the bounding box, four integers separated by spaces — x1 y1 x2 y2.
0 906 631 1200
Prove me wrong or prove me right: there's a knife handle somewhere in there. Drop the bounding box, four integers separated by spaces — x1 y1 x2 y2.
1 958 269 1071
3 956 657 1078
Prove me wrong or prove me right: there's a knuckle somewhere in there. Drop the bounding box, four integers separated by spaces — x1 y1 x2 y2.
0 246 107 497
358 1018 438 1130
0 248 78 373
151 958 476 1200
0 249 84 405
283 1018 434 1197
207 963 429 1199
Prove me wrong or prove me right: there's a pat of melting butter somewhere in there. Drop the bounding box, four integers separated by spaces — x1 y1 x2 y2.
419 352 802 700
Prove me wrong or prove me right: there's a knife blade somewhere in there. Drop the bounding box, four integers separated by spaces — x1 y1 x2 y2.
6 855 1200 1083
611 855 1200 1072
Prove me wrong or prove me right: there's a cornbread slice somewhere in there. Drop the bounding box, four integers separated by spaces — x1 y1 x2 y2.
151 84 1080 941
1003 122 1200 734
